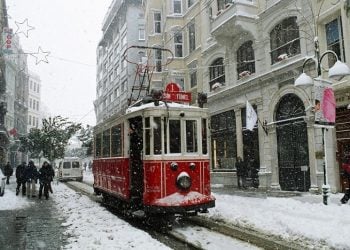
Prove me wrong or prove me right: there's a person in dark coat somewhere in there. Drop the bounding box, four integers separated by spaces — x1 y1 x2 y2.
236 157 247 189
341 156 350 204
3 162 13 184
24 160 38 198
38 161 55 199
15 162 27 195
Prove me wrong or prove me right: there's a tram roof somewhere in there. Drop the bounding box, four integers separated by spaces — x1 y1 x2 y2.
126 101 202 114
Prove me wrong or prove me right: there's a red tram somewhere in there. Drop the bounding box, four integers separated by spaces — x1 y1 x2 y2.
93 92 215 216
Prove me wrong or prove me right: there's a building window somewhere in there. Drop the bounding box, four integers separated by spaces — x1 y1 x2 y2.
174 77 184 90
154 12 161 33
155 49 162 72
174 31 183 57
139 26 145 40
29 98 32 108
173 0 182 14
209 57 225 91
188 0 195 8
190 71 197 88
37 85 40 93
121 80 126 92
270 16 300 64
28 115 31 125
115 87 120 97
37 102 39 111
325 17 345 66
217 0 232 11
188 22 196 53
236 41 255 79
188 61 197 88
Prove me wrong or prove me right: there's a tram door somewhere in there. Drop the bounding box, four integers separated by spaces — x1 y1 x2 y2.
129 116 144 203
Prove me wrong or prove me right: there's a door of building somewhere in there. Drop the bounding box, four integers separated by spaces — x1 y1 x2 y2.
336 107 350 192
276 94 310 191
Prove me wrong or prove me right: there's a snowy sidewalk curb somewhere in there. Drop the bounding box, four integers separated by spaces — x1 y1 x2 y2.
188 216 319 250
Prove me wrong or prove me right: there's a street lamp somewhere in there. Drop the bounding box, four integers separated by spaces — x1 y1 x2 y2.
294 44 350 205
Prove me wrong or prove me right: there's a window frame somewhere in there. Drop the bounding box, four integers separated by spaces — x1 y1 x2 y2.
270 17 301 64
174 31 183 58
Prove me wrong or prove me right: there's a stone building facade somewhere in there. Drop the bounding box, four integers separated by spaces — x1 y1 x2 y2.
112 0 350 193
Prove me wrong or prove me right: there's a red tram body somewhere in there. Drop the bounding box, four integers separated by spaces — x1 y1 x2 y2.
93 100 215 216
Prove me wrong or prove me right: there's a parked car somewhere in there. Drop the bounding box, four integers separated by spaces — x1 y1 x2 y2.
0 170 5 196
58 157 83 182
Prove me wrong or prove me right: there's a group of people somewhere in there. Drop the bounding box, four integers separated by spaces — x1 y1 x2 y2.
14 160 55 200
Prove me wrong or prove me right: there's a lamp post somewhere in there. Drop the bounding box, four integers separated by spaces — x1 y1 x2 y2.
294 40 350 205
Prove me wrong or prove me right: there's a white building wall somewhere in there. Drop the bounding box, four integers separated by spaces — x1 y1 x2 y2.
27 71 42 132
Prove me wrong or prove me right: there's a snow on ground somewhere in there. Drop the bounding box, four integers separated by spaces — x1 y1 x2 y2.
0 184 32 210
52 183 170 250
82 171 350 249
205 192 350 249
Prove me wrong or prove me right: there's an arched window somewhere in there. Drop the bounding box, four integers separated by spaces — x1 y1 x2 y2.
209 57 225 91
237 41 255 79
270 17 300 64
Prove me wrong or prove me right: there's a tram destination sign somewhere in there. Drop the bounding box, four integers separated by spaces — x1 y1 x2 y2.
162 82 192 103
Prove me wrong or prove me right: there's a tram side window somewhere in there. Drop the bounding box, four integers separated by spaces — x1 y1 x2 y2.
111 124 122 157
163 117 168 154
186 120 198 153
102 129 111 157
95 133 102 157
154 117 162 155
202 118 208 154
169 120 181 153
145 117 150 155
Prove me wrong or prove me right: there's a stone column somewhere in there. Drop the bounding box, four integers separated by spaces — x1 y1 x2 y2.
306 118 319 193
269 123 281 190
235 107 243 158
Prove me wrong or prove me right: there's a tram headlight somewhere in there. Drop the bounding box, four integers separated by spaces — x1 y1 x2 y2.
189 162 196 171
176 172 191 190
170 162 178 171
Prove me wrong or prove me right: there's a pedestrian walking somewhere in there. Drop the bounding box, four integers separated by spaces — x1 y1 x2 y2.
236 157 247 189
24 160 38 198
341 156 350 204
3 162 13 185
38 161 55 200
15 162 27 195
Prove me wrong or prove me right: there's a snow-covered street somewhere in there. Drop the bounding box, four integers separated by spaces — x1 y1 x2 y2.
1 171 349 249
83 170 350 249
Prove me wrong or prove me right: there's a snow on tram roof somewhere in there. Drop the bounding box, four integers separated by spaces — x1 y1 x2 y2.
126 101 201 114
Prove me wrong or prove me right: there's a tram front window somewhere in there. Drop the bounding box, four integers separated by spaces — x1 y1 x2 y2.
154 117 162 155
186 120 198 153
169 120 181 153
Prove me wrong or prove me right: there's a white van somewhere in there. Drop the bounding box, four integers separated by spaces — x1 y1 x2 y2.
58 157 83 182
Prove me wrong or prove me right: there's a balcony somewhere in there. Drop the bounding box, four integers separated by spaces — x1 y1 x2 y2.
210 0 258 41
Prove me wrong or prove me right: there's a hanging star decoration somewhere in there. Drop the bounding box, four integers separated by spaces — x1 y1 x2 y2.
31 46 50 65
14 18 35 38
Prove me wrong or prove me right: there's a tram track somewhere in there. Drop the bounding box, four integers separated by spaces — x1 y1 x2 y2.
63 181 308 250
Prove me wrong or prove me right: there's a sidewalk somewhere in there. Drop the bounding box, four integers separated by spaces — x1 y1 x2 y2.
207 185 349 249
0 180 68 249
